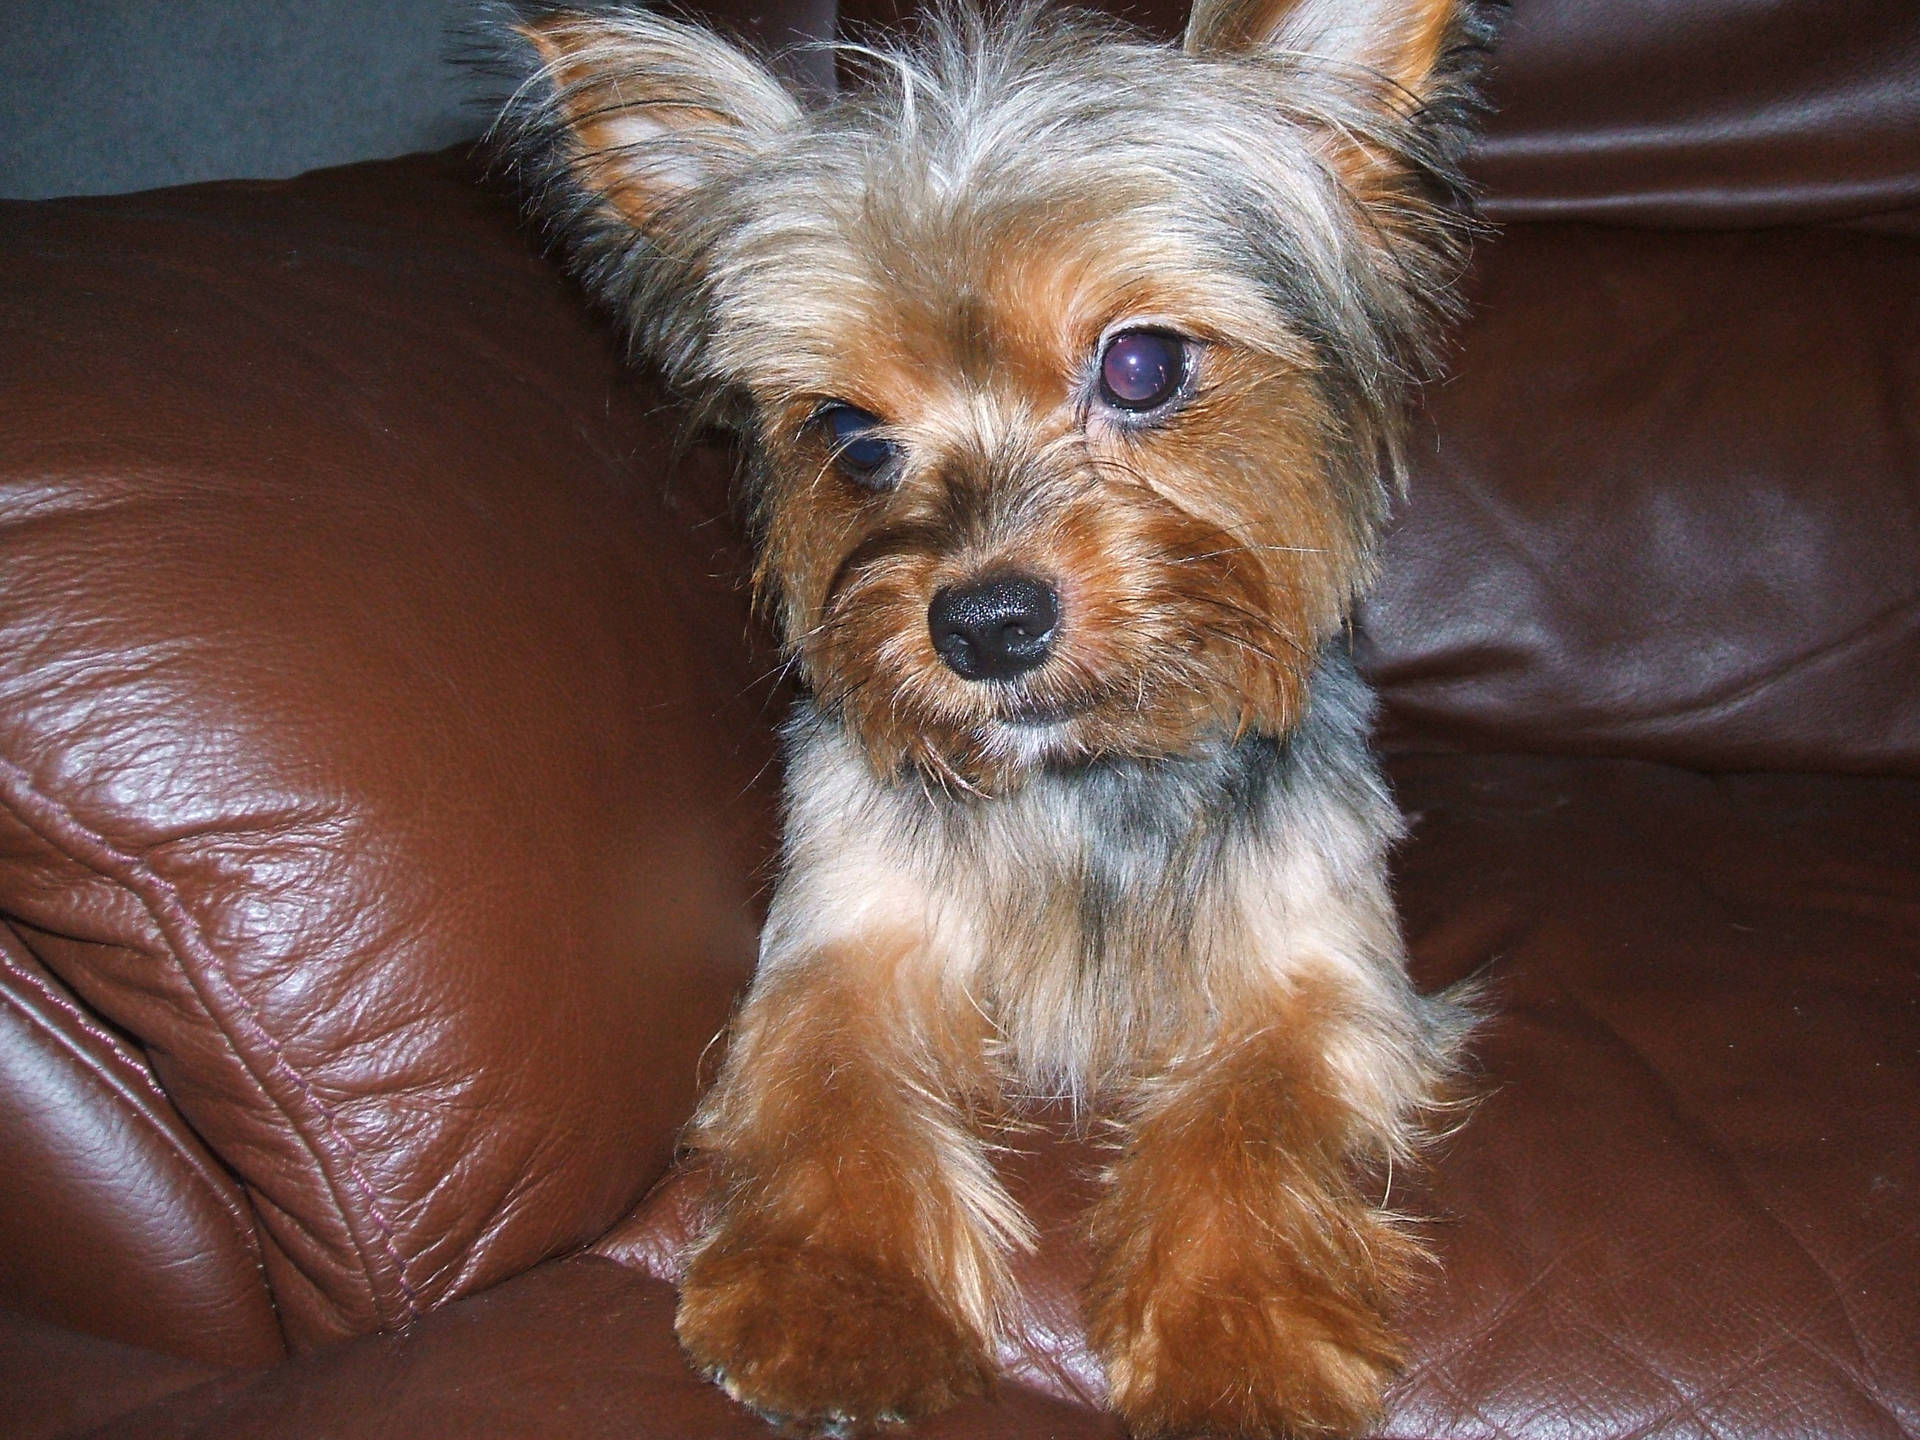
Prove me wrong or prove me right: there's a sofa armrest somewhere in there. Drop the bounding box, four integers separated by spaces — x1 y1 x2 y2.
0 151 775 1357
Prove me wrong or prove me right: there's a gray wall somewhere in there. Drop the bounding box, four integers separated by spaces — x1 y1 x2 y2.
1 0 482 199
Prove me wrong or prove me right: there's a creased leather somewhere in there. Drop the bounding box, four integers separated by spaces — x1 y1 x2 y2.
0 924 283 1366
1469 0 1920 229
0 152 775 1350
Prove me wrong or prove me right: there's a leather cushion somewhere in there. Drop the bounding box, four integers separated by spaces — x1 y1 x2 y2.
0 151 773 1349
1362 221 1920 776
73 1259 1126 1440
0 925 281 1365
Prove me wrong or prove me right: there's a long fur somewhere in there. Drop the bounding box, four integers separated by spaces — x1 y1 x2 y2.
482 1 1497 1433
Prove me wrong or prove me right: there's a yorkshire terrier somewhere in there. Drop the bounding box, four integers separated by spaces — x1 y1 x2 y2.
491 0 1493 1432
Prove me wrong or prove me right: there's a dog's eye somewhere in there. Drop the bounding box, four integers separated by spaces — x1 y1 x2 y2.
816 403 897 487
1098 329 1187 413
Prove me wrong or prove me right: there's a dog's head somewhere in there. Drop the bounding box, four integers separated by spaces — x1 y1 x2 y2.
493 0 1492 791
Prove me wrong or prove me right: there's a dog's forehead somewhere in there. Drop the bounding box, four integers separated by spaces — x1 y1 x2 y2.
710 148 1304 417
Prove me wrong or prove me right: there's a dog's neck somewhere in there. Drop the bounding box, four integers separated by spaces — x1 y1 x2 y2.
773 646 1403 1098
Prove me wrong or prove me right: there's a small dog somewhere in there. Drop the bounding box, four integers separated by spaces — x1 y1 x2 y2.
492 0 1492 1432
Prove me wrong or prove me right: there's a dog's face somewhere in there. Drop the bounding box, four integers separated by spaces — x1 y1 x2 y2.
502 0 1484 790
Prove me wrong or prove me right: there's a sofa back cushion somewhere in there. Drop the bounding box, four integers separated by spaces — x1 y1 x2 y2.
1361 222 1920 777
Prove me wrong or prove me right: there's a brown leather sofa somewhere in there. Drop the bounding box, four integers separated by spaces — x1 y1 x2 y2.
3 1 1916 1436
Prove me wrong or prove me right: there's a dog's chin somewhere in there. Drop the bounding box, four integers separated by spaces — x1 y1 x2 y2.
955 697 1210 788
871 681 1245 792
980 710 1081 772
884 701 1092 794
829 656 1266 791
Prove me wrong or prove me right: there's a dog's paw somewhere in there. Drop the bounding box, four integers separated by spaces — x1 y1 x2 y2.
1090 1246 1401 1439
675 1240 993 1433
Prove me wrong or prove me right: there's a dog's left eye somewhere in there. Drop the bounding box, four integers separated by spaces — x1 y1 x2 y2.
1098 329 1188 413
816 403 898 487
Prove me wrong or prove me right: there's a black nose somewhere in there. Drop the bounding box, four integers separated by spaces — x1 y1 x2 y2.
928 575 1059 681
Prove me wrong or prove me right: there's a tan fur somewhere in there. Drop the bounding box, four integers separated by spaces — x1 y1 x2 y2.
1087 984 1427 1439
514 13 800 224
679 940 1027 1423
1187 0 1461 96
1184 0 1487 218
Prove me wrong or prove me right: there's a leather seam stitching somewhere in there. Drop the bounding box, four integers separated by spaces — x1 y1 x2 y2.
0 921 173 1106
0 758 423 1325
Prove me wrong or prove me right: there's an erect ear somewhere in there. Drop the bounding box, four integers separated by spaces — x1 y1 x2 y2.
507 6 801 228
1184 0 1473 112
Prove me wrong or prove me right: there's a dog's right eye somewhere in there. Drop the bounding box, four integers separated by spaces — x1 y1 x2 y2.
816 404 897 488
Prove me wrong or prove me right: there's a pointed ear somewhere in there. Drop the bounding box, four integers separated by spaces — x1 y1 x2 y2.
1185 0 1474 112
506 6 801 228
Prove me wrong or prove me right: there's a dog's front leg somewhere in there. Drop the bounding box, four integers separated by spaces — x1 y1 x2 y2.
675 934 1021 1430
1088 973 1450 1439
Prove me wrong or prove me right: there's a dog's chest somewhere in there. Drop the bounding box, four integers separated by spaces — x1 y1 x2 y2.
919 742 1284 1090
